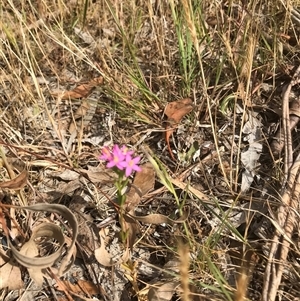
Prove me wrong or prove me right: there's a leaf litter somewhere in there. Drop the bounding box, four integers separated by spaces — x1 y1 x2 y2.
240 111 263 193
1 203 78 288
164 98 194 160
2 1 300 301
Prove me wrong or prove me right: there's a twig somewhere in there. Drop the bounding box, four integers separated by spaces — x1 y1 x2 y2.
263 154 300 300
0 146 27 206
281 65 300 187
262 64 300 301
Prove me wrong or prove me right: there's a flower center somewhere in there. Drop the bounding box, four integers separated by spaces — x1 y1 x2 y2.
128 160 134 167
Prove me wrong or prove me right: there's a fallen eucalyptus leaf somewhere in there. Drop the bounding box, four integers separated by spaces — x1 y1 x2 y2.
148 282 179 301
120 163 155 249
125 162 155 211
56 279 100 295
164 98 193 160
94 228 114 267
0 169 28 189
27 267 45 287
240 112 262 193
51 76 103 99
79 166 116 183
0 259 23 290
128 207 190 226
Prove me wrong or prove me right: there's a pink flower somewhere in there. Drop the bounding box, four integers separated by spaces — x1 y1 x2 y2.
99 146 113 161
120 145 134 156
120 154 142 177
99 144 141 176
106 145 125 170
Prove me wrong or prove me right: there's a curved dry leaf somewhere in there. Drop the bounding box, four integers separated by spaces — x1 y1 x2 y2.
119 163 156 249
8 203 78 282
0 169 28 189
57 279 100 296
69 100 91 134
27 267 45 287
80 166 116 183
125 162 155 211
94 228 114 267
148 282 179 301
170 177 210 202
164 98 193 160
122 213 140 250
12 223 65 269
51 76 103 99
0 259 23 290
128 207 189 225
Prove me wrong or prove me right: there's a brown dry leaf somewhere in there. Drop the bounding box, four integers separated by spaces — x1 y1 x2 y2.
27 267 45 287
129 207 190 225
121 163 155 249
164 98 193 160
19 240 47 286
0 259 23 290
0 168 28 189
52 76 103 99
19 237 39 257
120 213 140 251
57 279 100 296
125 162 155 211
148 282 179 301
0 207 9 237
49 168 80 181
69 99 91 134
95 229 130 267
95 228 114 266
79 166 116 183
170 177 210 202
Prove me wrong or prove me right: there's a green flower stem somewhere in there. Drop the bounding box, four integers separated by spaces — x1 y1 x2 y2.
114 170 129 206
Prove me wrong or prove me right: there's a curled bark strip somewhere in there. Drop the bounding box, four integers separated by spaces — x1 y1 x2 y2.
14 223 65 269
7 204 78 280
263 65 300 301
289 95 300 118
271 96 300 156
271 115 299 156
262 157 300 300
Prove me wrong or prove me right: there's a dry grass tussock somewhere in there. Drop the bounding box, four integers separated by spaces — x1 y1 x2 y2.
1 0 300 300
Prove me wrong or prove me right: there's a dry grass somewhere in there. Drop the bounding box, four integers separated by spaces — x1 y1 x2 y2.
1 0 300 300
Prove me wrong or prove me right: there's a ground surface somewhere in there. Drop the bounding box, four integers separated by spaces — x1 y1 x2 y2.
1 1 300 301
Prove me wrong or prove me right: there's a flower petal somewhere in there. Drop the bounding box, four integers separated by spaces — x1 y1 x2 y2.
125 167 132 177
